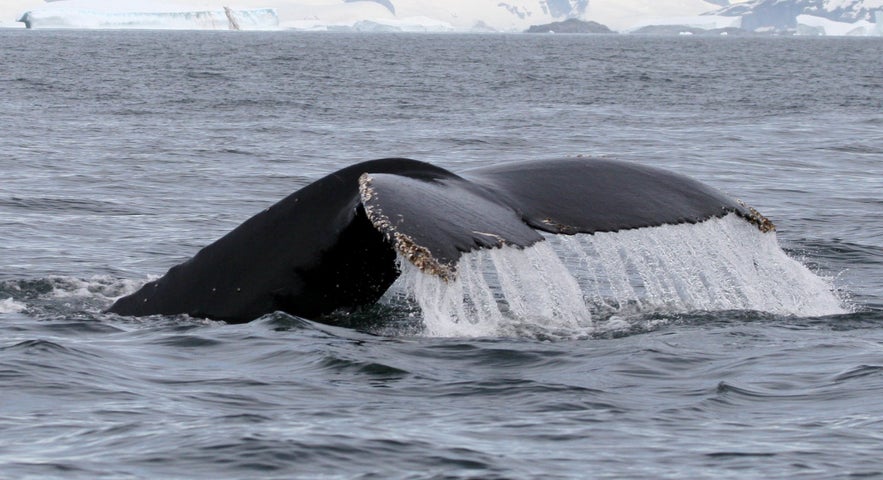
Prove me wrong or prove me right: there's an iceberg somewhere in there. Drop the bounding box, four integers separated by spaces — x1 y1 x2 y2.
349 16 455 32
795 13 882 36
281 2 455 33
16 0 279 30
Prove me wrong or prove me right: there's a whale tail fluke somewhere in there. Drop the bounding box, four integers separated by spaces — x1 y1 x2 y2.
108 158 774 323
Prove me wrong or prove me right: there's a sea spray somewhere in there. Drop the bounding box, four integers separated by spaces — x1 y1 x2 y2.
0 297 27 314
388 214 846 337
553 214 846 317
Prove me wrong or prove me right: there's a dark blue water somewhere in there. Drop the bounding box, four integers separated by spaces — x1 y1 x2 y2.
1 31 882 478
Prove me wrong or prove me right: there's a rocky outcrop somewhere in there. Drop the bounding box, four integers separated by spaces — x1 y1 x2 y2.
525 18 614 33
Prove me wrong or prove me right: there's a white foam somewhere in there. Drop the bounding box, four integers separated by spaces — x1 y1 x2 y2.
0 275 152 317
47 275 146 302
553 214 846 317
0 297 27 314
386 214 847 338
389 241 592 338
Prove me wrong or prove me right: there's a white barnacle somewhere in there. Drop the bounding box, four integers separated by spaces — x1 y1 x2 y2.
359 173 455 281
541 217 577 234
393 231 455 281
472 230 508 246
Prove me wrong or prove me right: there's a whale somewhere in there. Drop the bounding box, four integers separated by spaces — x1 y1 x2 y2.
107 157 774 323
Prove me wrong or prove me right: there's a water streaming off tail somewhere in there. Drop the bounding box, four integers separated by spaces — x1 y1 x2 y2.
385 214 847 337
391 241 592 337
553 214 845 316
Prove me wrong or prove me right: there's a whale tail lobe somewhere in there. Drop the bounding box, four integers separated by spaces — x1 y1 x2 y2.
107 158 772 323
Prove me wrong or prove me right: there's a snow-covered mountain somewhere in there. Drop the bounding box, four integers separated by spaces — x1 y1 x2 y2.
711 0 883 31
4 0 879 33
5 0 723 31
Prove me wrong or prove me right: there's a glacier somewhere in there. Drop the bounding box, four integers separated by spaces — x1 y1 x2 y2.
796 12 883 34
13 0 280 30
18 8 280 30
4 0 880 34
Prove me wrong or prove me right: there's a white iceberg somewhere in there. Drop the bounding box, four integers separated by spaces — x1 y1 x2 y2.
15 0 280 30
795 13 882 36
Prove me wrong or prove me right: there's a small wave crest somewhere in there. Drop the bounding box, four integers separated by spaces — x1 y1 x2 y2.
0 275 147 316
383 214 848 339
0 297 27 314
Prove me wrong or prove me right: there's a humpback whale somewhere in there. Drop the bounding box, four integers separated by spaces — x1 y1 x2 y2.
108 158 774 323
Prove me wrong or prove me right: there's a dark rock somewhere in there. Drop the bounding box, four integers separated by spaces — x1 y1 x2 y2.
630 25 759 36
525 18 614 34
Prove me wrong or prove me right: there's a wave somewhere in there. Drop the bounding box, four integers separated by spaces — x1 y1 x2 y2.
0 275 144 318
0 196 138 215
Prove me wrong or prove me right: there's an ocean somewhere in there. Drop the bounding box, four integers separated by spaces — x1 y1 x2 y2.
1 30 882 478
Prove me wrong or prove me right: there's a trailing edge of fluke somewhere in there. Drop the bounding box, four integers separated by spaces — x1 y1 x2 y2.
107 157 774 323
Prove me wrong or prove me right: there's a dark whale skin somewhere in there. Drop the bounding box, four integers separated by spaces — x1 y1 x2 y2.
108 158 768 323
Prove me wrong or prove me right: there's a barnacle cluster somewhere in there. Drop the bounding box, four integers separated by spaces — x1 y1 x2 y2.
359 174 456 281
737 200 776 233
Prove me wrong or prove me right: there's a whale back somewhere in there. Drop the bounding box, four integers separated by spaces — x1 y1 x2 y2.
464 158 751 235
108 159 452 321
358 171 543 280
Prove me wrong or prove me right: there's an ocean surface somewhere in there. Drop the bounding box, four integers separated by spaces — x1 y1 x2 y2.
1 30 882 479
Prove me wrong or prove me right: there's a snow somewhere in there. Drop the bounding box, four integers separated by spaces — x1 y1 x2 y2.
796 13 882 34
3 0 726 31
7 0 280 29
823 0 883 12
19 8 280 30
586 0 725 30
3 0 880 33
